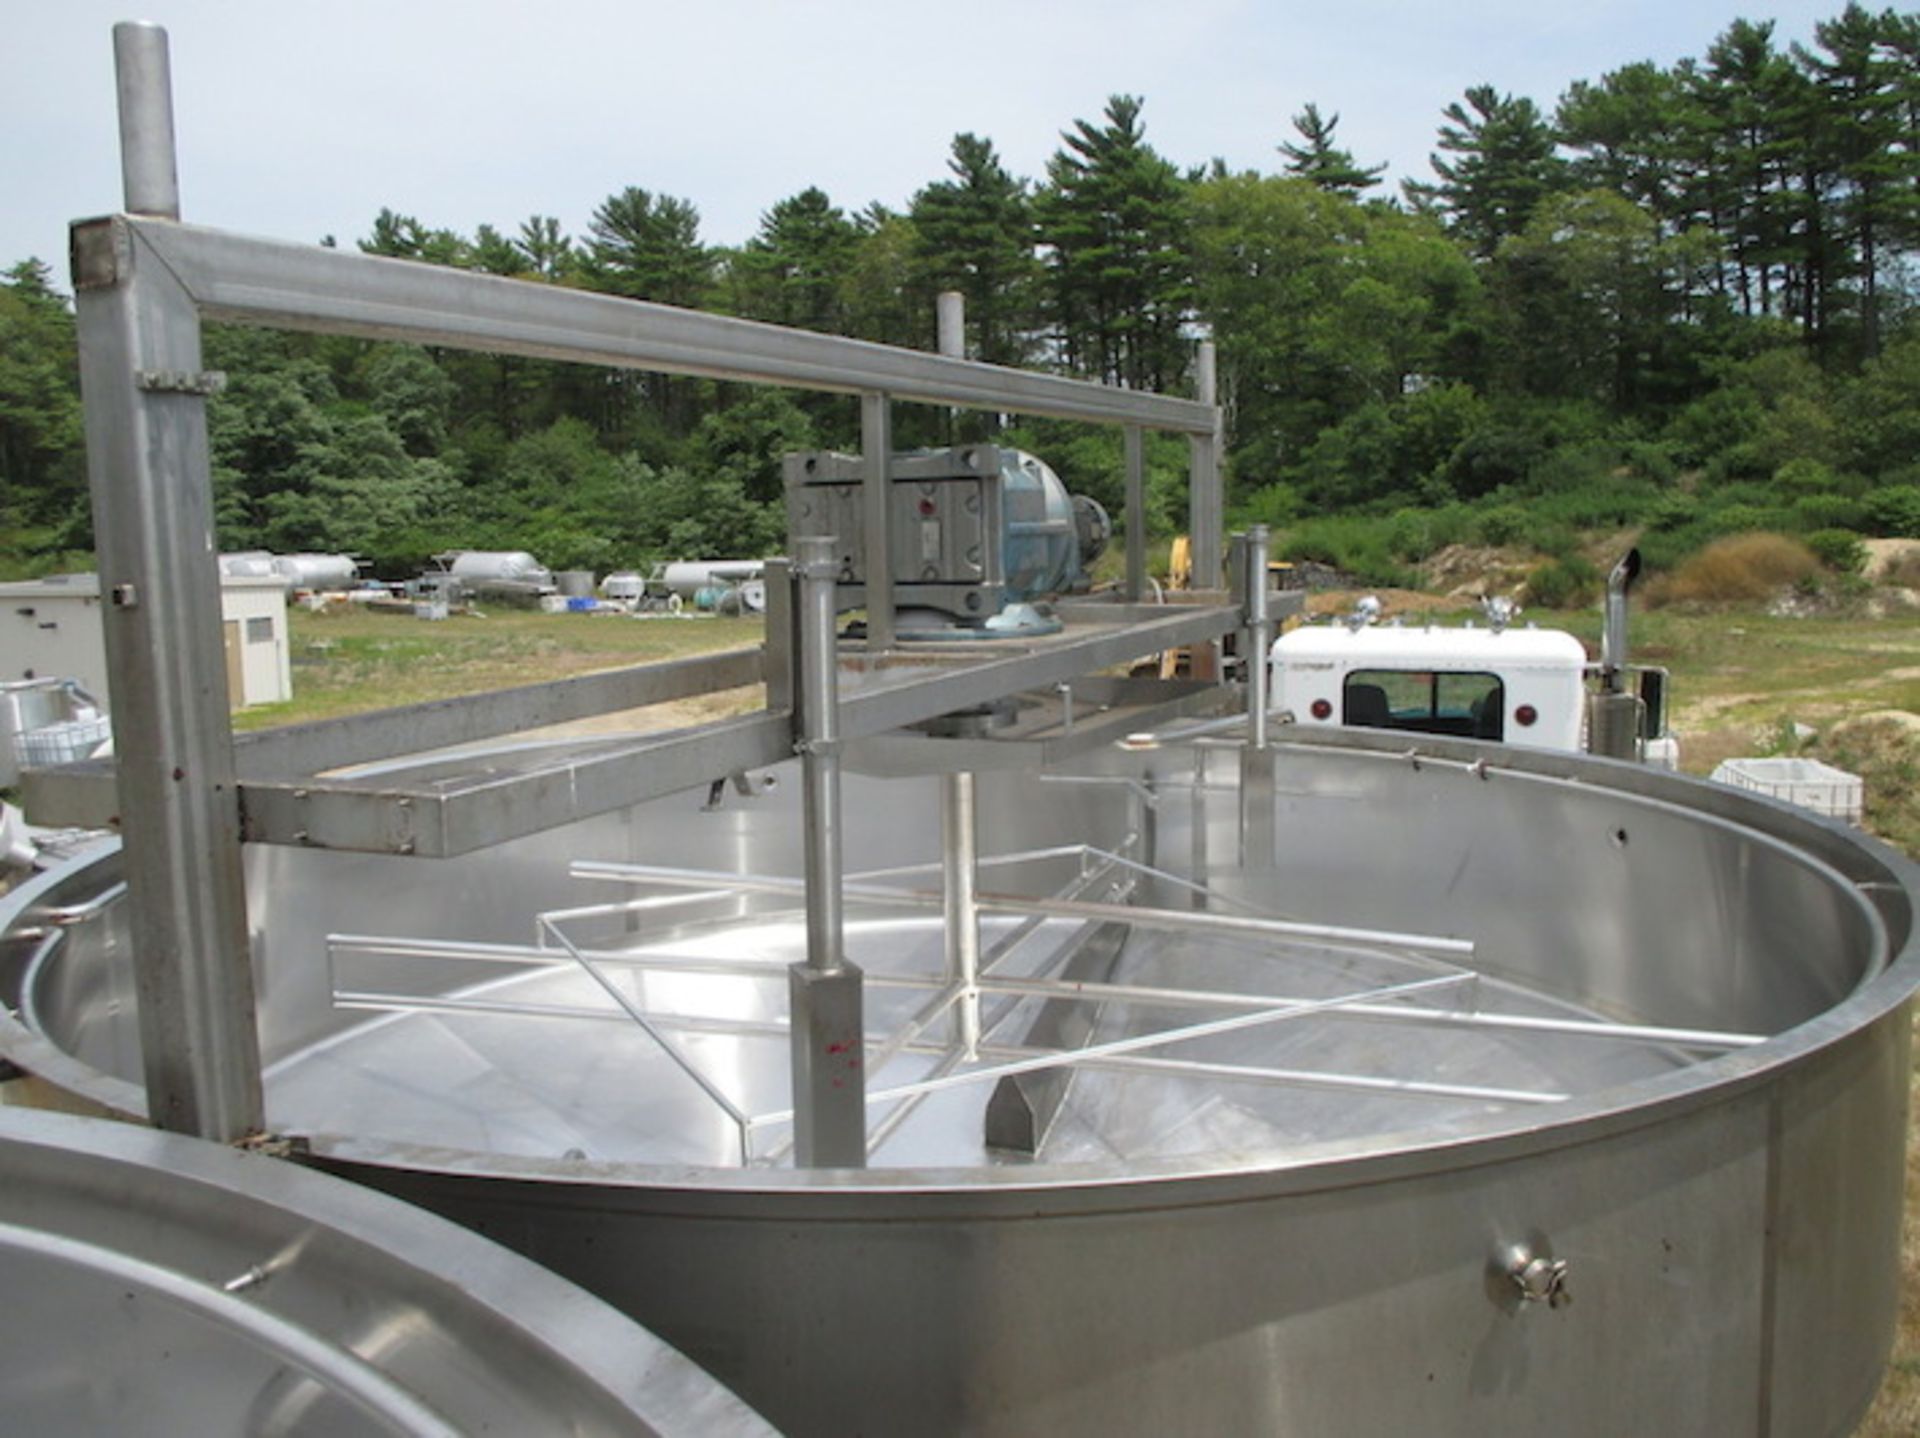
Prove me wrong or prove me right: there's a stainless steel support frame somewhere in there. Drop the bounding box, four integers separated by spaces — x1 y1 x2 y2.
49 22 1230 1155
1124 425 1146 602
112 23 180 221
859 393 894 650
1190 341 1224 588
83 218 1219 434
66 32 263 1141
1239 525 1276 867
789 537 866 1167
941 772 983 1057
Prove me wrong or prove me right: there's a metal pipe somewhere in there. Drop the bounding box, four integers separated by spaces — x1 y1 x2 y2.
788 535 866 1166
1601 548 1641 691
935 291 965 361
941 772 982 1057
1190 340 1223 588
796 538 844 972
975 891 1475 960
112 22 181 219
539 919 752 1132
860 392 894 651
846 974 1476 1111
1124 425 1146 601
572 860 1474 959
1244 525 1272 751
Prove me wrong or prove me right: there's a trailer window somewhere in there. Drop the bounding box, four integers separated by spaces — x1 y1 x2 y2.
1343 670 1504 740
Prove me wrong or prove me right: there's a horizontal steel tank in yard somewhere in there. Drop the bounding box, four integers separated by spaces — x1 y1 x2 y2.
5 728 1915 1437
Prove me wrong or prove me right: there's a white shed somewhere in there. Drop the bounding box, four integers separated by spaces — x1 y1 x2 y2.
0 572 292 710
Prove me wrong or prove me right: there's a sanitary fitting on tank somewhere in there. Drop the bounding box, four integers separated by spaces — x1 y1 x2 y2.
1500 1242 1572 1310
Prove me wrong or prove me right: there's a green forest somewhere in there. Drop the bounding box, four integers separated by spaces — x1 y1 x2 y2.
6 6 1920 596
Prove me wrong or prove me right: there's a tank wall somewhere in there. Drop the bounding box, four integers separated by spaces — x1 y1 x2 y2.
1175 744 1878 1033
16 768 1132 1078
5 748 1887 1088
346 1012 1907 1437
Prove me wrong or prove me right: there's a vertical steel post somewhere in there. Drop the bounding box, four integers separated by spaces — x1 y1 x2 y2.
1190 340 1224 591
941 772 982 1058
113 22 181 220
935 291 965 363
762 557 794 714
860 392 894 651
787 536 866 1167
1239 526 1277 868
1124 424 1146 602
64 26 264 1142
932 296 984 1055
936 289 967 446
1244 525 1273 751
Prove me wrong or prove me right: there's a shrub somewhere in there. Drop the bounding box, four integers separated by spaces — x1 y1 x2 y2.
1791 493 1866 531
1706 502 1796 537
1530 441 1618 495
1473 504 1532 547
1278 516 1411 587
1645 492 1701 532
1524 556 1602 610
1384 507 1460 563
1772 456 1840 495
1235 482 1301 530
1648 532 1821 606
1804 528 1867 574
1620 440 1678 486
1636 521 1718 575
1864 484 1920 537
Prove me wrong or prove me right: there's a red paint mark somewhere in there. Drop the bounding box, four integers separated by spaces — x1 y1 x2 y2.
826 1041 851 1055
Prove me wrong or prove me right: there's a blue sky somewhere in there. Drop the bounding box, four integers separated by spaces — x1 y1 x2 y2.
5 1 1855 283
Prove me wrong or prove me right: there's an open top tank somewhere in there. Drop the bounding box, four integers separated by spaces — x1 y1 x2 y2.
5 727 1915 1436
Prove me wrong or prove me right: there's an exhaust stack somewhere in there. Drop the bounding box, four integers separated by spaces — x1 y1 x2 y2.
1589 548 1643 758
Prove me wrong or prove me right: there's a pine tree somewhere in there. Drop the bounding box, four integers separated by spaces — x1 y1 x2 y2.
1556 63 1690 228
1800 3 1917 357
731 188 858 334
1278 103 1385 198
1428 86 1566 258
579 188 711 308
1038 95 1192 391
514 216 576 282
910 134 1040 365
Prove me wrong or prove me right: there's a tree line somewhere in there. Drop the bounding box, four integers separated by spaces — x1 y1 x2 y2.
4 4 1920 585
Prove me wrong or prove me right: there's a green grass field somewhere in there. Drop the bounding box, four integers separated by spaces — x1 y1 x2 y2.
235 607 766 731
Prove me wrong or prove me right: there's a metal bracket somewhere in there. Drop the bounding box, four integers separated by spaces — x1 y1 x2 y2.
69 216 131 290
136 368 228 396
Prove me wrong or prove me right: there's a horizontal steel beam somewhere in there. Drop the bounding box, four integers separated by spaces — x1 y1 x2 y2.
19 645 765 830
237 710 792 856
27 609 1235 856
108 218 1217 434
836 606 1238 740
249 645 764 779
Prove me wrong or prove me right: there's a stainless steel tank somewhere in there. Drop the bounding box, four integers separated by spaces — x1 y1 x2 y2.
0 1103 771 1435
3 727 1914 1436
